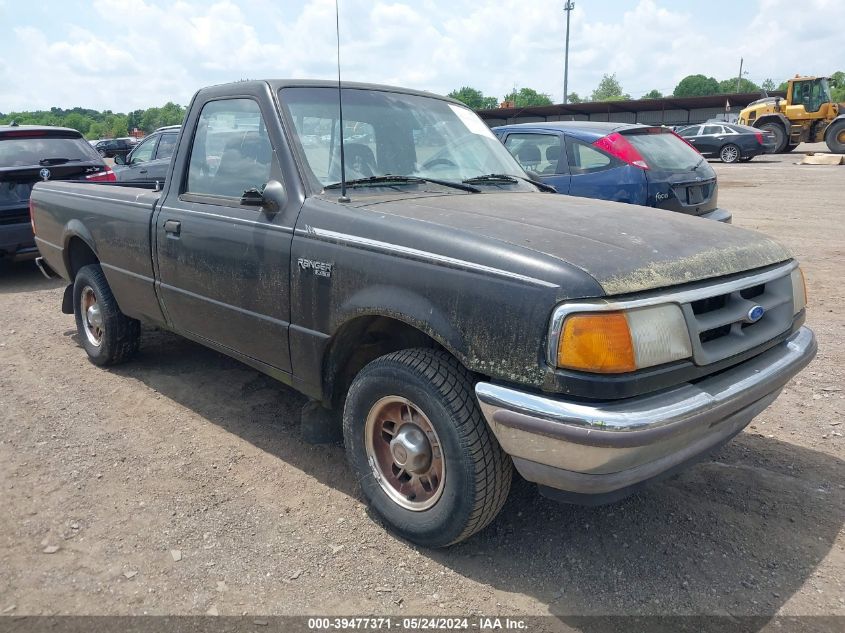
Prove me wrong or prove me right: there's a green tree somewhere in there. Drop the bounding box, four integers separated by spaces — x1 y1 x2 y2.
673 74 720 97
831 71 845 102
447 86 499 110
565 92 582 103
63 112 92 135
761 78 776 93
590 73 630 102
717 78 759 93
502 87 553 107
641 89 663 99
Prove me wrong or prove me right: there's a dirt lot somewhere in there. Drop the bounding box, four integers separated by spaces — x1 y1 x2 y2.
1 146 843 628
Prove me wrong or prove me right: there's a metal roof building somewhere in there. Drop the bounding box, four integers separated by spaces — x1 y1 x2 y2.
476 92 785 127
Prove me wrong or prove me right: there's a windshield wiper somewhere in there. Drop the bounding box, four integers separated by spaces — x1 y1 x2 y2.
463 173 557 193
39 158 82 166
325 175 480 193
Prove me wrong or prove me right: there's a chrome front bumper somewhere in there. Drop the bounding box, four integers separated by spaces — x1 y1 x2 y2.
476 327 816 499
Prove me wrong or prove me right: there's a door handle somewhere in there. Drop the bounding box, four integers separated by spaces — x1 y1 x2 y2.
164 220 181 235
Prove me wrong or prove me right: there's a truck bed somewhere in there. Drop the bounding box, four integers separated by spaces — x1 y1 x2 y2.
31 181 165 324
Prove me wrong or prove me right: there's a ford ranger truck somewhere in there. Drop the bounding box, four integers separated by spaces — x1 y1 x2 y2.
30 80 817 547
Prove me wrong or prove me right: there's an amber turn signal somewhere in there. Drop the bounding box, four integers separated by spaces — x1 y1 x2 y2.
558 312 637 373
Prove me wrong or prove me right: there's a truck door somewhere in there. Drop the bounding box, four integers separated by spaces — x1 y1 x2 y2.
501 131 570 193
154 96 296 372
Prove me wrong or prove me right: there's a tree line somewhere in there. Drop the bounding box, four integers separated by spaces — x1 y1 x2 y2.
0 103 186 139
450 71 845 109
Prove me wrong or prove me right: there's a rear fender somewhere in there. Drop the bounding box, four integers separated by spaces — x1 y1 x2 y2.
62 219 99 277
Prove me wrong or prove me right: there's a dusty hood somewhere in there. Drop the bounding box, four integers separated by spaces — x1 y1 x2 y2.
359 192 792 295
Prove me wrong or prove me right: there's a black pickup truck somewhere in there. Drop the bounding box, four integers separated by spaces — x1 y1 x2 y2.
30 80 816 547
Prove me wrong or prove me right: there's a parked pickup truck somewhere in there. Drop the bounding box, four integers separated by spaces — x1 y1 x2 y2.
31 80 816 547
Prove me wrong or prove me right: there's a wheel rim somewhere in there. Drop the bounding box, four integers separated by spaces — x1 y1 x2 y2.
364 396 445 511
81 286 104 347
722 146 738 162
838 129 845 144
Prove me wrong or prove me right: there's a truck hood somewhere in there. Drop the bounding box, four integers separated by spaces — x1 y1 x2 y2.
357 192 791 295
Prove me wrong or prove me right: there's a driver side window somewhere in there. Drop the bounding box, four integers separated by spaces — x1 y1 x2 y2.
129 136 157 165
186 98 278 199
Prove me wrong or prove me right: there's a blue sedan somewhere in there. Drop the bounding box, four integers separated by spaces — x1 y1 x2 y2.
493 121 731 222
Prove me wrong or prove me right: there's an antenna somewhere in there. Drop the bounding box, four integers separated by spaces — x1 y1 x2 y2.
335 0 350 203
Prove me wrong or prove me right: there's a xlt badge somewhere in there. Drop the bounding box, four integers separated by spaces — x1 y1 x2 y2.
298 258 333 278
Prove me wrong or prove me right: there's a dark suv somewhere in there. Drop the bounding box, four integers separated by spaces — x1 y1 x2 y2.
114 125 180 183
0 125 115 261
94 137 136 159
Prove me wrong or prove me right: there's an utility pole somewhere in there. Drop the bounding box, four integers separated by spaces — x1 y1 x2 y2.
563 1 574 104
735 57 744 93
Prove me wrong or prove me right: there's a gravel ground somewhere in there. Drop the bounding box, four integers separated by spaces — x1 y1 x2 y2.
1 146 843 627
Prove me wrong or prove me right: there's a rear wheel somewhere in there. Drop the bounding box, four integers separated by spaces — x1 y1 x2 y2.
720 144 740 163
342 348 512 547
826 119 845 154
759 122 787 153
73 264 140 366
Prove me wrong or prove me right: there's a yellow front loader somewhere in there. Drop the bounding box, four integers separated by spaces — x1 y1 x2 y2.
738 75 845 153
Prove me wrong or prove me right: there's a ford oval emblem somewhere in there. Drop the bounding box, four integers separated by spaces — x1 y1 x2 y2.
746 305 765 323
39 168 51 181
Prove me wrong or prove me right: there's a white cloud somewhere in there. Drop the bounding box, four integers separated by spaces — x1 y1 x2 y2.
1 0 844 113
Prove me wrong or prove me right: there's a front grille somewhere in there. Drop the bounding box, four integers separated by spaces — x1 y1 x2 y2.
681 270 795 365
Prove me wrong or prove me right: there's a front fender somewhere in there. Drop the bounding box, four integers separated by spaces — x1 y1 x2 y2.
337 284 467 359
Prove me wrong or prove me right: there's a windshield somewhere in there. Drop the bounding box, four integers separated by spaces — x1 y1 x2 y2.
279 87 529 189
0 135 101 168
622 129 703 172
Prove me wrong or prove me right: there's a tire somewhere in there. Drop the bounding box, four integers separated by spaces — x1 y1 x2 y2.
73 264 140 366
759 122 787 153
826 119 845 154
343 348 512 547
720 144 740 163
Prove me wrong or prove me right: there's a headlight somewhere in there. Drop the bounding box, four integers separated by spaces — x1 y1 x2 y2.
791 267 807 315
552 304 692 373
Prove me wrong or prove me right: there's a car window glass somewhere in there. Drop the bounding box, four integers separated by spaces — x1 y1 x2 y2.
129 136 157 164
294 116 377 182
186 98 278 198
156 133 178 160
0 136 100 167
679 126 700 138
503 133 561 174
566 139 612 173
281 87 527 188
703 126 721 135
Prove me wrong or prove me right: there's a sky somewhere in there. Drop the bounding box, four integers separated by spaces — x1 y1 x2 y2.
1 0 843 113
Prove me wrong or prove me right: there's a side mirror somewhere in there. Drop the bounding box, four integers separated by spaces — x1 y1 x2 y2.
261 180 287 215
240 180 286 215
113 154 126 165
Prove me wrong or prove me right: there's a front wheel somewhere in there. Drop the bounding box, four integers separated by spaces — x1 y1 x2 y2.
343 349 512 547
759 122 787 153
73 264 140 366
826 119 845 154
720 144 740 163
